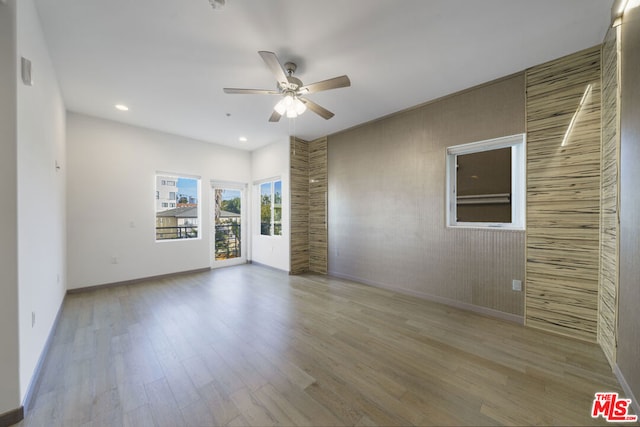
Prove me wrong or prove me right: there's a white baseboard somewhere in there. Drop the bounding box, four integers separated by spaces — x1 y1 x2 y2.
67 267 212 293
614 363 640 417
328 270 524 324
22 296 65 411
248 260 290 273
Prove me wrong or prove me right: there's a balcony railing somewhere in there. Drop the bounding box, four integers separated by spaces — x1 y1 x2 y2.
260 222 282 236
156 226 198 240
216 223 241 260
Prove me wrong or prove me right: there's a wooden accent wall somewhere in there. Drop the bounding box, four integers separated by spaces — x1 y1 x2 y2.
290 137 309 274
289 137 328 274
525 46 602 341
598 27 620 367
309 137 328 274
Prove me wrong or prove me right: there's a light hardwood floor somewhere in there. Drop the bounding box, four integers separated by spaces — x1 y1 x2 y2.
18 264 632 426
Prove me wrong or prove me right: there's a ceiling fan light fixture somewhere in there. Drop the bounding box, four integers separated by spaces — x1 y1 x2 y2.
294 98 306 115
274 94 306 118
273 95 290 115
286 109 298 118
223 51 350 122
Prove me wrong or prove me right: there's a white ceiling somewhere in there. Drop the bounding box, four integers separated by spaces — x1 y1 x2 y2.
34 0 613 151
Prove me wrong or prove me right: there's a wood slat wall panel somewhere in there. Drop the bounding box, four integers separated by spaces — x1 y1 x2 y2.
309 137 328 274
525 46 602 341
289 137 328 275
290 137 309 275
598 26 620 367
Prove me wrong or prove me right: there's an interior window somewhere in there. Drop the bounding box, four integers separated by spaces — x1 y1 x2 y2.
446 134 525 229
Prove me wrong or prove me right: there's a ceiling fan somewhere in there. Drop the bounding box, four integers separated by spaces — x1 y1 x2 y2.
223 51 351 122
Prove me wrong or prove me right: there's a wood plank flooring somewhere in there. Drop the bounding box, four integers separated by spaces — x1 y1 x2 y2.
19 265 631 426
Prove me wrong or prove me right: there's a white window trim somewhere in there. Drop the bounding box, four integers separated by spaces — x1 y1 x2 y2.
155 172 202 242
255 177 282 238
445 134 526 230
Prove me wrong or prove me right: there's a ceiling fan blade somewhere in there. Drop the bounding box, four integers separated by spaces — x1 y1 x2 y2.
258 51 289 86
223 88 280 95
301 98 334 120
299 75 351 95
269 110 282 122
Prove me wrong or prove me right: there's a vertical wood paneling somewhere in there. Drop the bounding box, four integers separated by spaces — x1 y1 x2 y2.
290 137 309 274
598 26 620 367
289 137 328 275
309 137 328 274
525 46 602 342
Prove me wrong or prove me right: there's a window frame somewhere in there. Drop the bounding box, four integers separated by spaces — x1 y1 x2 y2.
155 173 201 242
257 178 283 238
445 134 526 230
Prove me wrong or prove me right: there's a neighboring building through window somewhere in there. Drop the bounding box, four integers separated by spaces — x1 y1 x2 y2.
446 134 525 229
155 174 200 240
156 177 178 212
260 179 282 236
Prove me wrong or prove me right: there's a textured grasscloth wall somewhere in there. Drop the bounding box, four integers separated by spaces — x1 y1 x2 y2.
618 3 640 411
290 137 309 274
599 27 620 367
525 46 602 342
328 74 526 318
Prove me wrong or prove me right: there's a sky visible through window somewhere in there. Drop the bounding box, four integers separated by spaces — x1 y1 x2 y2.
177 177 198 202
222 189 240 201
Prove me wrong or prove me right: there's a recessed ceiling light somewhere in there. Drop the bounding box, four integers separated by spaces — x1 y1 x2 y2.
239 136 248 142
115 104 129 111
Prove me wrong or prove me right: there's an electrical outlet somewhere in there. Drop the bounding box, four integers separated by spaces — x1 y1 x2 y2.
111 256 118 264
512 279 522 292
21 57 33 86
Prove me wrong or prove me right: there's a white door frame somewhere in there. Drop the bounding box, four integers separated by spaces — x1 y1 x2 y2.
211 181 248 268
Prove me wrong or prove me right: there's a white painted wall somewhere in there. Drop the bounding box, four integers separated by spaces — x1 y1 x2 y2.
251 139 290 271
66 113 252 289
16 0 67 404
0 0 21 416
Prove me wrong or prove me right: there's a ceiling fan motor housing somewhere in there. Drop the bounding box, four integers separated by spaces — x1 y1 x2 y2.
283 76 303 92
284 61 297 75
